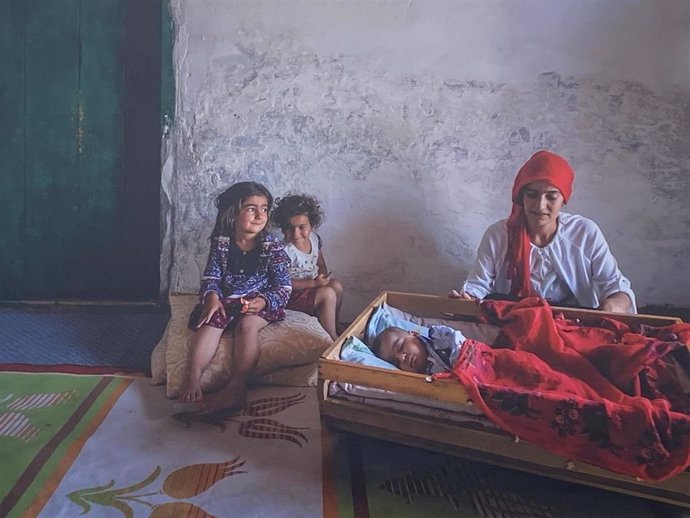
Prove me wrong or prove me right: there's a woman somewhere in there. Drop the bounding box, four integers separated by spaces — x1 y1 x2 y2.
454 150 636 313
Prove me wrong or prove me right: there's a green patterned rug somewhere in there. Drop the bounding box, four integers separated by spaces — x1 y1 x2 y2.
0 372 324 518
4 371 690 518
0 372 132 517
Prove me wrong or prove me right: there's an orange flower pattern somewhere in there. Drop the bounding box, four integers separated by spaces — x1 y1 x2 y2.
149 501 217 518
162 456 246 498
67 392 311 516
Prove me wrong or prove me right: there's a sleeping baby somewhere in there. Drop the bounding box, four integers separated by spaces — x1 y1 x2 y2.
371 325 466 374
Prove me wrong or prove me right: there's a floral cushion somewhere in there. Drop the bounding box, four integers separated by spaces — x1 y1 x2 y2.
150 293 332 398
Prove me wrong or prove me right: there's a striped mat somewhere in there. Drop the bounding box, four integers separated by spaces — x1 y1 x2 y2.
0 306 168 372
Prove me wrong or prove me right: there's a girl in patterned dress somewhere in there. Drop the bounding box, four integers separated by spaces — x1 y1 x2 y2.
180 181 292 411
271 194 344 340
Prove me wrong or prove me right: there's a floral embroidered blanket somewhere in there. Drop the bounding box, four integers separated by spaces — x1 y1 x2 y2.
446 297 690 481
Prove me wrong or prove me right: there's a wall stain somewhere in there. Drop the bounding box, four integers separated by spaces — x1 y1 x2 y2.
170 22 690 309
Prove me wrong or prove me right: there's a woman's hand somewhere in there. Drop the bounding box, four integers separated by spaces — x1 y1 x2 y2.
448 289 476 301
598 292 632 313
241 296 267 315
443 289 477 319
197 292 225 328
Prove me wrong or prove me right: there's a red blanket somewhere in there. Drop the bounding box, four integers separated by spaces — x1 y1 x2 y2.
445 297 690 481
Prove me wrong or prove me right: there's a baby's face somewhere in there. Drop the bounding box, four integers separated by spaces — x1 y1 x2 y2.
377 327 428 373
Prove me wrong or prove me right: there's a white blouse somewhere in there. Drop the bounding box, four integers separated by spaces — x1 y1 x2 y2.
461 212 637 312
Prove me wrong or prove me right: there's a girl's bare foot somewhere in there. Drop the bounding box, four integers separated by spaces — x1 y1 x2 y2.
179 372 203 403
202 380 247 413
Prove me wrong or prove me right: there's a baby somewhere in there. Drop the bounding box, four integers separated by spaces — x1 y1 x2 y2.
371 325 466 375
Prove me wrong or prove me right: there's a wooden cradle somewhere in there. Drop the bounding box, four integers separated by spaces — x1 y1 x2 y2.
318 291 690 508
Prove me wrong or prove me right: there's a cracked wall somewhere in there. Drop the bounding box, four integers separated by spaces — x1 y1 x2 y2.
166 0 690 317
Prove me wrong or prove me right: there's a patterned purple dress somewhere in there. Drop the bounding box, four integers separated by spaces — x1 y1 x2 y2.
194 234 292 328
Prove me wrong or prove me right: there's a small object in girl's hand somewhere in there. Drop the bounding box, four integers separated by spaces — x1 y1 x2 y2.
187 303 205 330
240 298 250 313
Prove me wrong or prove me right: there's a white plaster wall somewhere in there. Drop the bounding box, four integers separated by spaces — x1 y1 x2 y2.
167 0 690 318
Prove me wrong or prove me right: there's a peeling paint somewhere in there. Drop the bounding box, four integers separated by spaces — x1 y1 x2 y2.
165 0 690 314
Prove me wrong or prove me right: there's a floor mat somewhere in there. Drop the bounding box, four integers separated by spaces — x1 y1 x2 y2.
3 370 690 518
0 306 169 372
1 372 323 518
327 433 690 518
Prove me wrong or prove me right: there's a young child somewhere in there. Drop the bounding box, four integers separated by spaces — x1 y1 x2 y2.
372 325 466 375
271 194 344 340
180 181 292 411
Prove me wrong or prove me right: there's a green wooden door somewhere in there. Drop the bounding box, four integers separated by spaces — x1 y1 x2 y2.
0 0 161 301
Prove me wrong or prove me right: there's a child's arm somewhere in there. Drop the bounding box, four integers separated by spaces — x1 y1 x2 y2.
316 249 328 277
257 241 292 312
199 236 228 302
292 243 330 290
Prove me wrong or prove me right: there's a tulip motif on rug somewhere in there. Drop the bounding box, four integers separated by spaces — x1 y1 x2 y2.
64 392 308 518
171 392 309 447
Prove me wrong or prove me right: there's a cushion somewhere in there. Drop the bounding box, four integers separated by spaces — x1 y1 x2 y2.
150 293 332 398
339 336 398 370
256 363 318 386
150 327 168 385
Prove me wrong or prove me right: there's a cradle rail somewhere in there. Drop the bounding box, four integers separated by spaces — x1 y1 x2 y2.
318 291 690 508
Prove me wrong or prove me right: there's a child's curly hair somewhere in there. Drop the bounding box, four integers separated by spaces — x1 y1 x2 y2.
271 194 324 235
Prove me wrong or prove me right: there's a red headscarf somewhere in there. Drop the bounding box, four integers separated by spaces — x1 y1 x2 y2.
506 150 575 297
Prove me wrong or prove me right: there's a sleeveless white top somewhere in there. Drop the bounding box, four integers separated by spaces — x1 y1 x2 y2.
284 232 321 280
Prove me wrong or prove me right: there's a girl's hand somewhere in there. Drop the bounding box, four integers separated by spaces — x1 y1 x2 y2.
241 296 266 315
314 273 331 287
198 293 225 328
